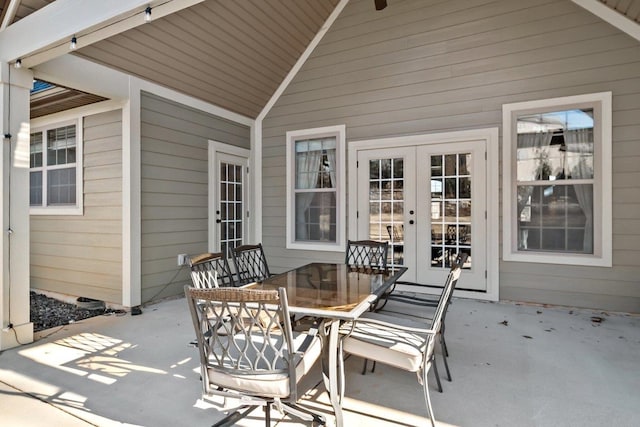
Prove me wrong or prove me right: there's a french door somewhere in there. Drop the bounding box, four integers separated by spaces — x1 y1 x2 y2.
209 142 250 258
355 140 487 291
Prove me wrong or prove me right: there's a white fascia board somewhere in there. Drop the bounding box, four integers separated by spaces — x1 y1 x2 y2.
0 0 205 65
34 55 130 101
0 0 150 62
0 0 21 30
135 78 254 127
572 0 640 42
256 0 349 122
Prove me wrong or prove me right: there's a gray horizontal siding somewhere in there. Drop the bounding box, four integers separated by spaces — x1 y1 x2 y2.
140 92 250 302
262 0 640 312
30 109 123 304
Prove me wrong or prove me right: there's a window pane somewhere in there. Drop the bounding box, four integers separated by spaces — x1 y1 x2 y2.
431 155 443 177
30 132 43 168
295 138 336 190
517 184 592 253
30 171 43 206
516 109 594 182
295 191 336 242
47 168 76 205
47 125 76 166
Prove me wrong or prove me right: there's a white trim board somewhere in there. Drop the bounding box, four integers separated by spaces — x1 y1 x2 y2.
572 0 640 42
252 0 349 247
0 0 206 65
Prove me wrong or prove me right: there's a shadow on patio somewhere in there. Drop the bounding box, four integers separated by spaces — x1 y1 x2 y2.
1 295 638 426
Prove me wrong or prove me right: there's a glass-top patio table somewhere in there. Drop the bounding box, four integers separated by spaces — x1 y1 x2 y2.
249 262 407 427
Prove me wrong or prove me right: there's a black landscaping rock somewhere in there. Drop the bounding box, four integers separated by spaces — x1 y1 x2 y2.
30 291 109 332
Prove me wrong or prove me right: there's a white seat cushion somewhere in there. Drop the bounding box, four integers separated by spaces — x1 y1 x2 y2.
342 312 431 373
206 332 322 398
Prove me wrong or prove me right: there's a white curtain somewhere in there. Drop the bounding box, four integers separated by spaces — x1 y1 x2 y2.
295 149 322 240
516 132 553 249
326 148 336 189
564 128 594 253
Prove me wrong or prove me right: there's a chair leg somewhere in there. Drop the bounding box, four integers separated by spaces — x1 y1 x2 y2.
441 332 449 357
212 405 257 427
265 403 271 426
361 358 368 375
441 337 452 382
422 369 437 427
431 354 443 393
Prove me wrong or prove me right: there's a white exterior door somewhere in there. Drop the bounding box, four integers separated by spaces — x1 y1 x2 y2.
355 140 487 291
209 142 250 258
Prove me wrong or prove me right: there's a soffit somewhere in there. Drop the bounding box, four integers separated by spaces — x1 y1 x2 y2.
30 82 107 118
73 0 340 119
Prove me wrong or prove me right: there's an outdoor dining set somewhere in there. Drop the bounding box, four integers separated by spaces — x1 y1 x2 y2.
185 241 466 427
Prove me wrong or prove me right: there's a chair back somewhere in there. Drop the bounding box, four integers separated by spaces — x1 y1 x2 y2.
188 252 236 288
185 286 297 398
439 253 468 325
345 240 389 271
428 254 466 331
231 243 271 285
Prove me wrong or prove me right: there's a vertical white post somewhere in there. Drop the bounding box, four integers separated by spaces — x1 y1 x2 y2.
0 62 33 349
122 78 141 308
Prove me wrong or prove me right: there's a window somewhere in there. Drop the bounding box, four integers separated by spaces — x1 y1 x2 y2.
286 125 345 251
30 120 83 215
502 93 611 266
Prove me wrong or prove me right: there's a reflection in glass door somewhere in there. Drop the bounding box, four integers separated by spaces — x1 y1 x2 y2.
219 160 244 259
368 157 405 268
357 142 486 291
429 153 472 270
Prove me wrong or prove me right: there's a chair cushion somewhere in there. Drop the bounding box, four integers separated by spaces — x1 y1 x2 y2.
206 332 322 398
341 313 430 373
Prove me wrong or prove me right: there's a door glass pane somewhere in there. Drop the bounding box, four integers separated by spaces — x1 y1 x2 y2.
430 153 472 270
369 157 404 267
220 161 244 258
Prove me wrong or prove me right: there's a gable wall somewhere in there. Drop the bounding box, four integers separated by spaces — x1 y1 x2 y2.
139 92 250 303
262 0 640 312
30 108 123 304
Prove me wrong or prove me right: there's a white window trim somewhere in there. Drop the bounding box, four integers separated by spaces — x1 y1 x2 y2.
29 117 84 216
286 124 346 252
502 92 612 267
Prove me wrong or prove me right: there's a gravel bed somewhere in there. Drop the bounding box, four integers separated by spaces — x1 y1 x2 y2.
30 291 121 332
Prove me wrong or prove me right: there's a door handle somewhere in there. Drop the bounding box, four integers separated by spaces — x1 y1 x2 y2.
409 220 414 225
216 219 221 223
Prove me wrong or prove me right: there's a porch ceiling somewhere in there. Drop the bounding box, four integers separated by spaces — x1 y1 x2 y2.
2 0 638 118
71 0 340 119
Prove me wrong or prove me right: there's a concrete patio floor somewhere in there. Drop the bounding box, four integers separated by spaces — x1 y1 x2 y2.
0 294 638 427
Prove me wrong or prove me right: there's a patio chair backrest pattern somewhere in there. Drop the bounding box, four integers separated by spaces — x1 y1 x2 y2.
188 252 236 288
345 240 389 271
231 243 271 285
184 286 325 425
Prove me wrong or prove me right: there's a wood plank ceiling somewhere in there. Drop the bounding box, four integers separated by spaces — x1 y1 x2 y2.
75 0 340 118
1 0 339 119
4 0 635 119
